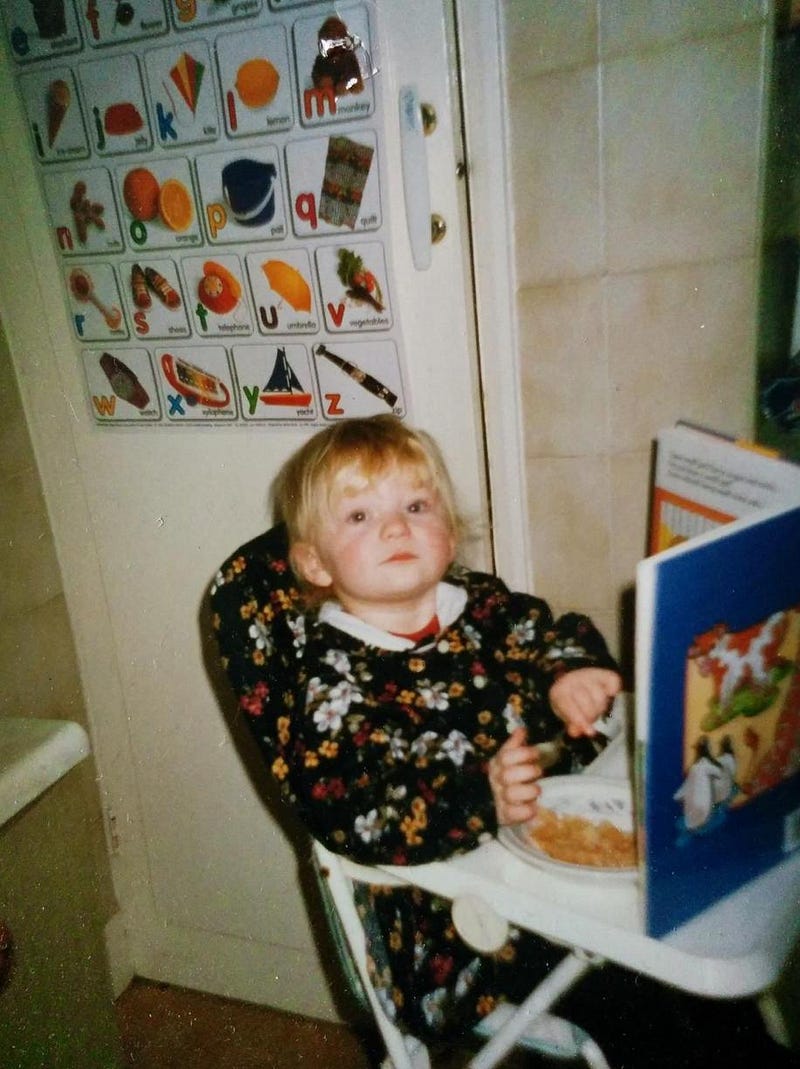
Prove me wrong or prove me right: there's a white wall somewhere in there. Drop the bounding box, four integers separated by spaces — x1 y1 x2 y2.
0 3 488 1018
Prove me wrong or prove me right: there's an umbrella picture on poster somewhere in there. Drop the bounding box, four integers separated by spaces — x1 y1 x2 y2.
262 260 311 312
245 249 319 335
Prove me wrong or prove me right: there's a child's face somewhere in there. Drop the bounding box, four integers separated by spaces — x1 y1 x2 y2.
294 462 456 627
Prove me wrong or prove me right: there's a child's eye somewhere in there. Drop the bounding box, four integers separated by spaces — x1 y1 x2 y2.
408 498 430 514
346 509 367 524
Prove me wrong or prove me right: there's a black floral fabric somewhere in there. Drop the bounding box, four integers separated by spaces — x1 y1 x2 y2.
209 523 617 1039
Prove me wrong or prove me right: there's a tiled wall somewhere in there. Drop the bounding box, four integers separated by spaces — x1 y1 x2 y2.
501 0 769 675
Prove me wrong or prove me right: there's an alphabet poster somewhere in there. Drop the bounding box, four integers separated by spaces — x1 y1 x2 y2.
3 0 409 426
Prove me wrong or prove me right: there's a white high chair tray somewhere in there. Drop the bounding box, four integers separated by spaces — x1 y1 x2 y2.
375 730 800 1000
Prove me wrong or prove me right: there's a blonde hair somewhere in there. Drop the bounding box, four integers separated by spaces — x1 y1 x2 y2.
273 415 463 557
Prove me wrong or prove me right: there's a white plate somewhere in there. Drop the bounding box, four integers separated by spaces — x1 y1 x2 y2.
498 775 638 882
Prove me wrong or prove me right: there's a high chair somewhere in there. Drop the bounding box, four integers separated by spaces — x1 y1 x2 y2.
312 838 612 1069
311 713 800 1069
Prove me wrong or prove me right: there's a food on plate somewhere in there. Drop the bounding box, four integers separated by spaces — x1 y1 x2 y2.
262 260 311 312
123 168 160 222
158 178 193 232
130 263 151 309
236 57 280 109
198 260 241 315
529 807 636 869
47 79 71 146
104 101 144 136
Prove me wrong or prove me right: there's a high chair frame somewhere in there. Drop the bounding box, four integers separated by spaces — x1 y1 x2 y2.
312 838 612 1069
310 723 800 1068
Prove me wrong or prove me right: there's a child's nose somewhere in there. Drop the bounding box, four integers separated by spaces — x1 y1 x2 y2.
382 512 410 537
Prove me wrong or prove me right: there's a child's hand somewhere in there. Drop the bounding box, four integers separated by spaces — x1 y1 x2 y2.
549 668 622 738
488 727 543 826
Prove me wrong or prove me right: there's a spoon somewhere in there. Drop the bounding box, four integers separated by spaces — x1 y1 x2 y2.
69 268 122 330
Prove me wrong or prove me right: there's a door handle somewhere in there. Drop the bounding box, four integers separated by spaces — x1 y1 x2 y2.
399 85 435 271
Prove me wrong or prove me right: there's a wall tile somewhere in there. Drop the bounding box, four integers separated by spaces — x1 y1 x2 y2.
525 455 613 611
517 278 609 455
502 1 770 666
607 259 758 451
507 64 602 286
600 0 768 60
603 29 766 274
502 0 598 77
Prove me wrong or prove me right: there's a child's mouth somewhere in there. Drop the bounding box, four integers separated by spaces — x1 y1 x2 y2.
385 552 416 562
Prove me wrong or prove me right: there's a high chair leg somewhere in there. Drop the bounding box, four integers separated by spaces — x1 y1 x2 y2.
468 951 607 1069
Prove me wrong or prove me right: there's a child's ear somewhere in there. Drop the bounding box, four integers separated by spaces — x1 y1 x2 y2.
292 542 333 589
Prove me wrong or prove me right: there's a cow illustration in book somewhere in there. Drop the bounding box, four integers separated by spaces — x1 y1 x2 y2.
689 611 792 730
676 607 800 834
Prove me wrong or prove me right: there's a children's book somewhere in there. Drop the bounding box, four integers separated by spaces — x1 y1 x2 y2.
649 421 800 554
636 500 800 937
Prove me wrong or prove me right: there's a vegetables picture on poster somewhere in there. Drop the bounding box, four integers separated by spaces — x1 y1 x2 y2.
2 0 408 426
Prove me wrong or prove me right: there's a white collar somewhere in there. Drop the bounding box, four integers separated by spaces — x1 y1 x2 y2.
317 582 468 650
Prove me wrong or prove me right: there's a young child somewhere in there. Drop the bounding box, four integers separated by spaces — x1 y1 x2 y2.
210 414 621 1044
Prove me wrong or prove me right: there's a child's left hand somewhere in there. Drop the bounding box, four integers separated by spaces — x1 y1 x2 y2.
549 668 622 738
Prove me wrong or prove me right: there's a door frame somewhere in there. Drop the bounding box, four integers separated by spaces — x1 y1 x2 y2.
456 0 532 592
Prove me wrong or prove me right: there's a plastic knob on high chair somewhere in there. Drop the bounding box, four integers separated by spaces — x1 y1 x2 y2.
451 894 510 954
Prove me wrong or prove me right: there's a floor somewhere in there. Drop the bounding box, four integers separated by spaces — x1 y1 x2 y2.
115 976 800 1069
114 979 533 1069
115 979 377 1069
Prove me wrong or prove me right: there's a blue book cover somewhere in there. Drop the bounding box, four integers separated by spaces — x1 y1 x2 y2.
635 503 800 937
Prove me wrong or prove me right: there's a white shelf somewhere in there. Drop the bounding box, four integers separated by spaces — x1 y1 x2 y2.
0 718 90 828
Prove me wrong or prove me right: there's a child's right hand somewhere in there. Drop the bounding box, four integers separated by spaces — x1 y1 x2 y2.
488 726 543 826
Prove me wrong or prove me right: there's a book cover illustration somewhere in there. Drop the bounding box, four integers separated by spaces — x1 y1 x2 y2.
649 423 800 554
636 503 800 937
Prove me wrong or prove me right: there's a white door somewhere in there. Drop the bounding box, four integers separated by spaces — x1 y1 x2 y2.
0 0 513 1016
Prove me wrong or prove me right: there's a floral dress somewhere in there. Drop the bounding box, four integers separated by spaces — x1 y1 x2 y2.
209 523 617 1041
